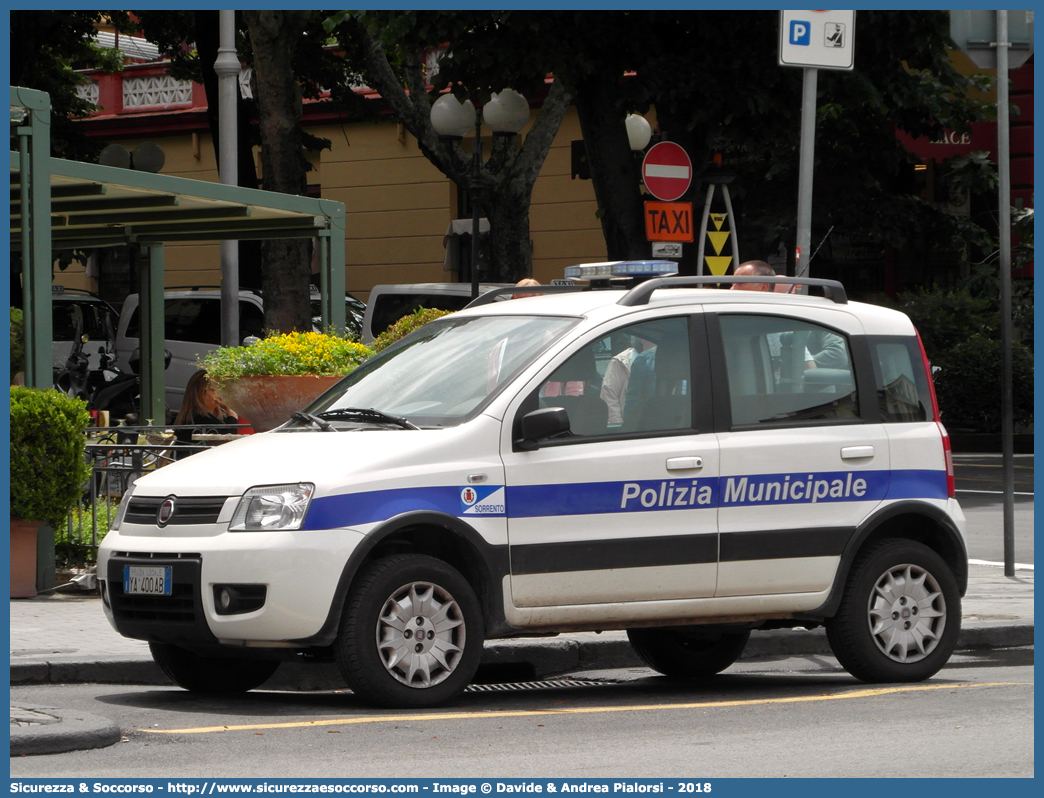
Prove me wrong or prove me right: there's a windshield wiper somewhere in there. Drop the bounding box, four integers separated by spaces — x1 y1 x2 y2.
315 407 420 430
291 410 333 431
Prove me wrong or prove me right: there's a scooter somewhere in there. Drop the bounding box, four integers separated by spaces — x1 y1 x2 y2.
91 347 174 423
53 321 91 402
54 324 172 423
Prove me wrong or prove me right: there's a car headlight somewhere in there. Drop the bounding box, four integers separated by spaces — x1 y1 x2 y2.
229 483 314 531
109 485 134 532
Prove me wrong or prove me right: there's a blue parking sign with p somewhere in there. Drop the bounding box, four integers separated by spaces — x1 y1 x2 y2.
789 20 810 45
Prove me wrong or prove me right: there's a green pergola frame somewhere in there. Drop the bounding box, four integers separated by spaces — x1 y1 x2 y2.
10 85 347 421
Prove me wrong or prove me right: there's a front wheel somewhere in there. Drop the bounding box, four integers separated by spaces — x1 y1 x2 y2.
336 554 484 708
627 627 750 677
149 642 279 692
826 539 960 683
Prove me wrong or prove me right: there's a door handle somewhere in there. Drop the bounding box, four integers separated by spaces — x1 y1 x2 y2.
666 456 703 471
841 446 875 460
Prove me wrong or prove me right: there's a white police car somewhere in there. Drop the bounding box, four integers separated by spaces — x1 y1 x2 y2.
98 263 966 708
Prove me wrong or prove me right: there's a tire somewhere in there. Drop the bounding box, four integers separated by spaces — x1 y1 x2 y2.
149 642 280 693
336 554 484 708
826 539 960 683
627 627 750 677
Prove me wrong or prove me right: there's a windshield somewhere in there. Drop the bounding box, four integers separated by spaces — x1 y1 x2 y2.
307 315 577 427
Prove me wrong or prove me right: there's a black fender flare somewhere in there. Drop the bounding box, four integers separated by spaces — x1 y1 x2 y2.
289 511 511 647
798 500 968 622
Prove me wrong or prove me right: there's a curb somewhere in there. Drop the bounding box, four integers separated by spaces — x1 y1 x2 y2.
10 703 121 756
10 621 1034 690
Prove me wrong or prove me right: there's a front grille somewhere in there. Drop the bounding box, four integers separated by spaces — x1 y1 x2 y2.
125 496 228 525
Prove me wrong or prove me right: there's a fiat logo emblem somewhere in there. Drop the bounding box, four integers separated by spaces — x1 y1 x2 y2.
157 497 176 527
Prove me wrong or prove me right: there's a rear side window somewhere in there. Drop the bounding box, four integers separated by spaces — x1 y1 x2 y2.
126 299 264 344
719 314 857 427
868 335 932 422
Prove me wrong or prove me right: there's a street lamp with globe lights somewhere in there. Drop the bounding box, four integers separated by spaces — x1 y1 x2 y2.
430 90 529 297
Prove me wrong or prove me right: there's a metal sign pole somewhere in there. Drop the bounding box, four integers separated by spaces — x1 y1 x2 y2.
794 66 818 285
216 9 240 347
996 10 1016 576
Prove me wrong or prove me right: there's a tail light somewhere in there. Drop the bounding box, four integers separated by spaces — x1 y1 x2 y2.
939 423 956 498
917 329 954 498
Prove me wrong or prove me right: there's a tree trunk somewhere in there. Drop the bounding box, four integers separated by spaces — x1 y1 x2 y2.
244 10 312 333
574 73 648 261
486 169 534 284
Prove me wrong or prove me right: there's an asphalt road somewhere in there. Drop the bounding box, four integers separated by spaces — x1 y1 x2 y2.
953 453 1034 564
10 648 1033 779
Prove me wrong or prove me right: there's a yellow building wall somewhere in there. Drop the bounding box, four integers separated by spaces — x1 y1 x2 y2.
55 107 609 303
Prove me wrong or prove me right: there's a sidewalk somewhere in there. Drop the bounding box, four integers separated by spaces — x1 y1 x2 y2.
10 562 1034 754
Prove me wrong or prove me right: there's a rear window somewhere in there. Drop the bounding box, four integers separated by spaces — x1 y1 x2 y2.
370 293 474 339
868 335 933 423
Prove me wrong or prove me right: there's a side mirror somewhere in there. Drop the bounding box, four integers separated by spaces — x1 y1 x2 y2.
518 407 570 450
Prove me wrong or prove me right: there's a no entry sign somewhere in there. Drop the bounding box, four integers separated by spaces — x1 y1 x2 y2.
641 141 692 202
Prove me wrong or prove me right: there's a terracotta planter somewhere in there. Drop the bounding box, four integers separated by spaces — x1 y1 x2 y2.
213 375 344 432
10 518 40 598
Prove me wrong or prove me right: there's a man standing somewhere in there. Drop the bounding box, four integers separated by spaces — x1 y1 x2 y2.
730 260 777 291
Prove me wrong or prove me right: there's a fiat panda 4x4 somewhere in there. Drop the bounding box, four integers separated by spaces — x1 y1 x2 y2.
98 264 966 708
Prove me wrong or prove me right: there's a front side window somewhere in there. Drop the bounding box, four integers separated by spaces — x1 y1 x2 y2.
53 301 115 342
719 314 857 427
308 315 577 427
526 316 692 438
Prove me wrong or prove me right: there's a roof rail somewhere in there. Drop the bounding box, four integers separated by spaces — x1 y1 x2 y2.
466 284 586 308
618 276 848 307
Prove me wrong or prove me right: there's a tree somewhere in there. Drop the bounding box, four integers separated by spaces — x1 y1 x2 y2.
240 10 316 333
359 11 991 274
9 11 135 162
327 11 573 282
135 10 370 329
578 10 992 270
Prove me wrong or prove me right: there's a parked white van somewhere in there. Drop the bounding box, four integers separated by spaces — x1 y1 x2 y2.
115 288 365 414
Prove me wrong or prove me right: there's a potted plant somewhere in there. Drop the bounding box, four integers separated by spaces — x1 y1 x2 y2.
199 331 373 432
9 386 92 597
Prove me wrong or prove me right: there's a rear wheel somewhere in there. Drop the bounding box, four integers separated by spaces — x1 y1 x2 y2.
149 642 279 692
336 554 484 708
826 539 960 683
627 627 750 677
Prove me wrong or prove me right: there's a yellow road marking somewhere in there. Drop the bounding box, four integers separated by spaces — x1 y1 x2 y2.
141 682 1024 735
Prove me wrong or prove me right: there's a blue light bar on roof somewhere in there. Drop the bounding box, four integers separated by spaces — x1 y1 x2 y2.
563 260 679 280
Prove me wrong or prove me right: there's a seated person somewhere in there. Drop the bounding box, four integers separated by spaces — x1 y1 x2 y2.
174 370 238 445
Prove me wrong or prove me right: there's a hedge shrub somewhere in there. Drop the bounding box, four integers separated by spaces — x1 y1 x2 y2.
933 334 1034 433
10 307 25 383
371 308 453 353
10 387 92 526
